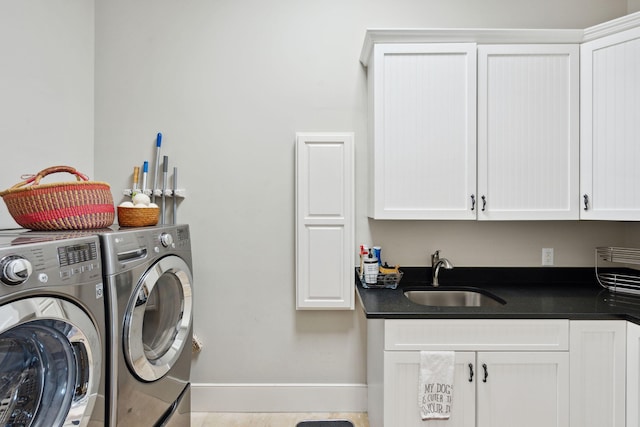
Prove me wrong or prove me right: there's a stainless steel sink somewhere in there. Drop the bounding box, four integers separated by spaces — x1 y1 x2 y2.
404 288 505 307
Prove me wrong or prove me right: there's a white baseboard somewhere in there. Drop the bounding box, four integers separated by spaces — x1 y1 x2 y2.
191 383 368 412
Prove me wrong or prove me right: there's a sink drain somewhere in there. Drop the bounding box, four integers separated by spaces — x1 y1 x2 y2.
296 421 354 427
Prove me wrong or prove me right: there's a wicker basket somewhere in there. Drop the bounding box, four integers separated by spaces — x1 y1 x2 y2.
0 166 115 230
117 206 159 227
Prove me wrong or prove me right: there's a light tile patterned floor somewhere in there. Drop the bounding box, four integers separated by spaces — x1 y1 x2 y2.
191 412 369 427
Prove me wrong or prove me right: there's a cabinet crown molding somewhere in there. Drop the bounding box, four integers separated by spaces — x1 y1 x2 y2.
583 11 640 42
360 28 582 65
360 11 640 66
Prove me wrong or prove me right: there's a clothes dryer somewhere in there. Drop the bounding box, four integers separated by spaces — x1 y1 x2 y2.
0 230 107 427
100 225 193 427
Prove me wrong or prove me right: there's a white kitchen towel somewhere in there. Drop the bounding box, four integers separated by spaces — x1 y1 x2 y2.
418 351 455 420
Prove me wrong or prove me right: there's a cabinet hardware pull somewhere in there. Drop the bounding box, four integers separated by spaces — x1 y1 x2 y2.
471 195 476 211
481 196 486 212
482 363 488 382
583 194 589 211
468 363 474 382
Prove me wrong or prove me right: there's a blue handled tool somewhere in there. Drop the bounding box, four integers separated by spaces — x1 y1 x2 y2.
152 132 162 203
141 161 148 193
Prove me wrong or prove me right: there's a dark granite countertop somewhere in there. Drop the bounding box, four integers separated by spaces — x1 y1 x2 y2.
356 267 640 323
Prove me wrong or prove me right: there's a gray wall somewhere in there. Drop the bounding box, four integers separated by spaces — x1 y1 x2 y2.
1 0 636 411
93 0 630 398
0 0 94 228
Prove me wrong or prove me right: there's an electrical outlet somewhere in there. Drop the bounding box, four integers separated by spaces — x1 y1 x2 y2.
542 248 554 266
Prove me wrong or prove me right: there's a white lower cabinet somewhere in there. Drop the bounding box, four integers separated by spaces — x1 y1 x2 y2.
384 350 568 427
369 319 570 427
369 319 639 427
569 320 626 427
627 322 640 427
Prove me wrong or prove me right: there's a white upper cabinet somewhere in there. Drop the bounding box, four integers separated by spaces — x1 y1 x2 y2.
581 23 640 220
477 44 580 220
361 16 640 222
365 43 477 220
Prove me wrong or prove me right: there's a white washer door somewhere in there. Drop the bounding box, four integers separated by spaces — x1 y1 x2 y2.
124 255 193 382
0 297 101 427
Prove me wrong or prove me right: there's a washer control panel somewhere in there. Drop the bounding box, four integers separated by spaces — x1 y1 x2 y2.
0 235 101 291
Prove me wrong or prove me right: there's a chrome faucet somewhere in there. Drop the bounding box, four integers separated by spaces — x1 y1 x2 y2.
431 250 453 287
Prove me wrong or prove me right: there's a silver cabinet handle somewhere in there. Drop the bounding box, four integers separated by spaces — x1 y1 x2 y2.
469 363 474 382
583 194 589 211
481 196 487 212
471 195 476 211
482 363 488 383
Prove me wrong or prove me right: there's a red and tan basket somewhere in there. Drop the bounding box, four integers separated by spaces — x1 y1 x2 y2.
0 166 115 230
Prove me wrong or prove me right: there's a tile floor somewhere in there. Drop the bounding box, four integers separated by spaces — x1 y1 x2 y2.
191 412 369 427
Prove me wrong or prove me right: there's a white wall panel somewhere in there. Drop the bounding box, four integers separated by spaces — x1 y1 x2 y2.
306 225 345 299
296 133 354 309
307 144 345 216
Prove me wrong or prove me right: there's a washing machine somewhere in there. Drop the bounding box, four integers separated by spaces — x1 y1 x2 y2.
100 225 193 427
0 230 107 427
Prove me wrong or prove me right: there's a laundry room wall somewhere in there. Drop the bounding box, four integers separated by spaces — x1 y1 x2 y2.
93 0 631 411
0 0 95 229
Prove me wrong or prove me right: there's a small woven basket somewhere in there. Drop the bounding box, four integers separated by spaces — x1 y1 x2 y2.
117 206 159 227
0 166 115 230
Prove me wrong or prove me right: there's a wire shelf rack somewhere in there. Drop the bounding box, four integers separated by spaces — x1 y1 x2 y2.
596 247 640 296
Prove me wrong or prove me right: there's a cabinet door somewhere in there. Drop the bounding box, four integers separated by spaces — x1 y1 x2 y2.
384 351 475 427
628 322 640 427
569 320 626 427
477 44 579 220
295 133 354 309
581 27 640 220
368 43 477 219
476 352 569 427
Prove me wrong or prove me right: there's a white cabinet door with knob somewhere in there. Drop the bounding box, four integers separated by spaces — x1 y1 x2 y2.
581 26 640 220
628 322 640 427
384 351 476 427
476 351 569 427
570 320 626 427
477 44 579 220
365 43 477 219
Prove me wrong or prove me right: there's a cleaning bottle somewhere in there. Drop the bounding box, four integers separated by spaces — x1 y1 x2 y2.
364 249 379 285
